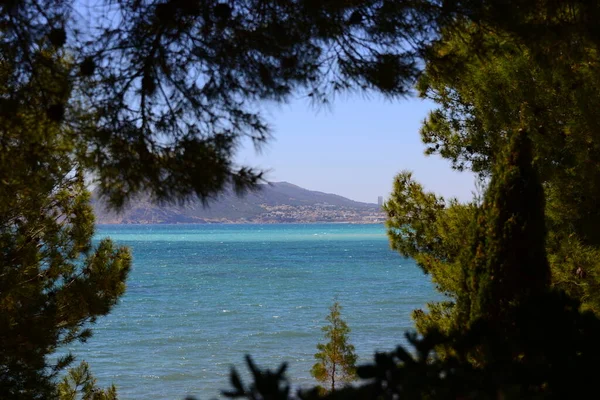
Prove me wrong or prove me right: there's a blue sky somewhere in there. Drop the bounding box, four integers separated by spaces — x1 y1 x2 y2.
236 94 476 204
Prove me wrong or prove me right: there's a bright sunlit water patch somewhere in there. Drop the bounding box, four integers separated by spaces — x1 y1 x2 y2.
63 224 442 399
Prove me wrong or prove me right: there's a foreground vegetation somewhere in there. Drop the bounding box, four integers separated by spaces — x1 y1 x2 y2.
2 0 600 398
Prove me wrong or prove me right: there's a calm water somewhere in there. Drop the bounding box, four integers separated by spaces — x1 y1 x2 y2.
66 224 441 399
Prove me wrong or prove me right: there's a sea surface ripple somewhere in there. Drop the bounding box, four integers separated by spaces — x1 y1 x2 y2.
64 224 442 399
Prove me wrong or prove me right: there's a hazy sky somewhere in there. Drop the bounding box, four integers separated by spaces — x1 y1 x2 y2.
236 94 476 204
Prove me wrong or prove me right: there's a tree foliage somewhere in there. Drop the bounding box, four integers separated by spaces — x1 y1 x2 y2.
365 129 600 396
1 0 441 209
418 20 600 248
58 362 117 400
0 51 131 398
310 302 357 392
461 130 550 330
385 15 600 336
221 356 291 400
6 0 595 208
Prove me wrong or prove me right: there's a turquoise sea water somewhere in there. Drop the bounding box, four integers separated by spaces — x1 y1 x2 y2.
67 224 442 399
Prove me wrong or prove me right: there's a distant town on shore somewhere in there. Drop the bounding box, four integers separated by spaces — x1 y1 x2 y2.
92 182 386 224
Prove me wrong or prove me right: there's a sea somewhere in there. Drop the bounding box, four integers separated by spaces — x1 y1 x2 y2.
65 224 443 399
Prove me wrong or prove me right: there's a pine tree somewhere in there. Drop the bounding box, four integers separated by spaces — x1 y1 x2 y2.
311 302 357 392
462 129 550 329
386 19 600 337
0 53 131 398
58 362 118 400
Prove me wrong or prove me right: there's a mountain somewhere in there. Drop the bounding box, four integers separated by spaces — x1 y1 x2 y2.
92 182 385 224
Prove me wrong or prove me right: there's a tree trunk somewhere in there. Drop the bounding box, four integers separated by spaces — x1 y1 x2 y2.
331 362 336 391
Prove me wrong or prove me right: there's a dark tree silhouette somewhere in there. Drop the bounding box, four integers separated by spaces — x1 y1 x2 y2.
5 0 597 208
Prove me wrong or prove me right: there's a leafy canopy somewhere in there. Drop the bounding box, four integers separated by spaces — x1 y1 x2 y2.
2 0 439 209
385 18 600 337
0 48 131 398
7 0 595 208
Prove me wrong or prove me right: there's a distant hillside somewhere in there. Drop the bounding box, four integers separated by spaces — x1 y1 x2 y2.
92 182 385 224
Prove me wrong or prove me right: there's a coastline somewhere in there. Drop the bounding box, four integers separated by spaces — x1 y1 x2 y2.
95 220 386 225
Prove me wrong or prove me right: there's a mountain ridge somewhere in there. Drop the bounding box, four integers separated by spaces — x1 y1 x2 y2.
92 182 385 224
